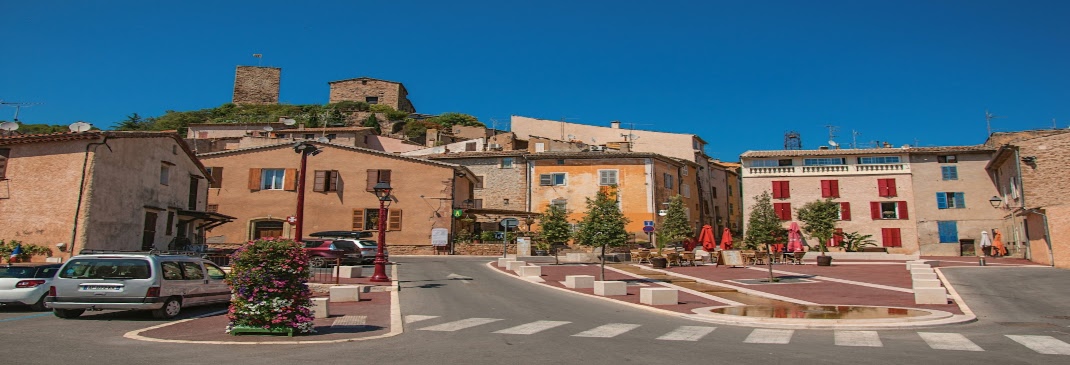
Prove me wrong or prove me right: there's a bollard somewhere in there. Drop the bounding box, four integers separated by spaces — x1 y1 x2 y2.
978 257 986 266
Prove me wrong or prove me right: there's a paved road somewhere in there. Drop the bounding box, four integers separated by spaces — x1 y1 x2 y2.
1 257 1068 364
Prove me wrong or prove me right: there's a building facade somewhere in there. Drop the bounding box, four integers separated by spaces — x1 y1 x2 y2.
328 77 416 113
232 66 281 105
908 147 1002 256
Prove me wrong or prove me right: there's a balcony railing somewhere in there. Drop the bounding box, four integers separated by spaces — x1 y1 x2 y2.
747 167 796 175
801 165 849 173
746 163 909 176
855 164 905 172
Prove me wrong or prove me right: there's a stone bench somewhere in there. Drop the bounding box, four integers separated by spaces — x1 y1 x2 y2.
518 265 542 277
909 267 933 275
329 285 364 302
506 261 527 271
913 279 942 288
594 281 627 296
337 266 363 278
914 287 949 304
640 287 678 305
565 275 595 289
497 258 512 267
911 272 938 281
311 297 331 318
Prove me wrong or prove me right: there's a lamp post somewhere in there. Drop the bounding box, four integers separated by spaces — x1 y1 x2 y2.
989 196 1002 208
370 181 393 282
292 142 321 242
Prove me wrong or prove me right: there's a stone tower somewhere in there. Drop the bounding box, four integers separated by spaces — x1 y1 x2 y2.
232 66 281 105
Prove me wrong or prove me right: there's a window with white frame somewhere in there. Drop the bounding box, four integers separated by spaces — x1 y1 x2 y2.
681 167 688 176
880 201 900 219
160 162 173 185
598 169 618 186
261 169 286 190
750 159 793 167
539 173 566 186
804 158 846 166
858 156 901 164
500 157 514 168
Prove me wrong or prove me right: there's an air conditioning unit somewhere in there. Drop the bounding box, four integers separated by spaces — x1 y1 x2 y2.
589 145 604 152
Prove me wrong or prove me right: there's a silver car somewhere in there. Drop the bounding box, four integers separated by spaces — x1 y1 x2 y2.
47 253 230 319
0 263 61 311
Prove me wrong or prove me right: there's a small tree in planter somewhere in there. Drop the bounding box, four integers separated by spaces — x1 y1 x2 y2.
574 188 630 280
226 237 315 336
797 199 840 266
0 239 52 263
537 204 572 259
744 191 785 251
655 195 692 254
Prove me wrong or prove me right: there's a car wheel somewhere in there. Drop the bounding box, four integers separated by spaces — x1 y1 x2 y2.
29 294 48 311
53 309 85 319
309 256 326 268
152 297 182 319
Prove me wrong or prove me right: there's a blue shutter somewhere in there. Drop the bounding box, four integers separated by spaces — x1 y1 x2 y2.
938 221 959 243
954 193 965 208
941 166 959 180
936 192 948 209
941 167 950 180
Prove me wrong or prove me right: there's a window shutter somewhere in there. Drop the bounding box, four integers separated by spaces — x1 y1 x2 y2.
870 202 881 220
890 228 902 247
881 228 891 247
821 180 830 198
771 181 780 199
210 167 223 188
387 209 402 231
936 193 948 209
380 169 391 183
840 202 851 221
877 179 888 197
248 168 261 191
540 174 552 186
781 181 790 198
330 170 340 192
954 193 965 208
833 228 844 246
314 170 326 192
897 201 909 220
830 180 839 198
284 168 298 191
352 209 365 231
367 170 378 191
887 179 897 197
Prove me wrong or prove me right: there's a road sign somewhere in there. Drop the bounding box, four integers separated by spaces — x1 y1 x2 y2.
500 218 519 229
644 220 655 227
642 226 654 233
452 209 463 218
286 216 297 224
494 232 505 240
431 228 449 246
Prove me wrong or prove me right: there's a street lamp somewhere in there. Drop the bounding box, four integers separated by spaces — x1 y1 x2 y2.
989 196 1002 208
292 141 321 242
370 181 393 282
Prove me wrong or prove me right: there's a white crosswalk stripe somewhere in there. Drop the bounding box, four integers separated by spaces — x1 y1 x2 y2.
835 331 883 347
572 323 641 338
418 318 503 332
494 320 572 335
918 332 984 351
744 329 794 344
1006 335 1070 355
404 315 439 324
656 326 717 341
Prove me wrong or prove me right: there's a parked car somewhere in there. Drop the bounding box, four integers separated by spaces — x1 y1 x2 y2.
1 263 62 311
352 239 388 264
302 239 364 268
306 231 387 264
46 252 230 319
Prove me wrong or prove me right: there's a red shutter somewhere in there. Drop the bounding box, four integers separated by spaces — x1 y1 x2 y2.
781 181 790 198
897 201 909 220
774 203 791 221
821 180 831 198
772 181 782 199
887 179 897 197
881 228 902 247
830 180 839 198
833 228 844 246
881 228 891 247
840 202 851 221
877 179 888 197
870 202 881 220
892 228 902 247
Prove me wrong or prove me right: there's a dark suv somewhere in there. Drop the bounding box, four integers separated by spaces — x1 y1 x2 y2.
302 240 363 268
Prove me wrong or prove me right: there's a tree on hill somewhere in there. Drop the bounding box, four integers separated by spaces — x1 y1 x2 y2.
362 114 381 134
116 113 154 131
426 113 484 128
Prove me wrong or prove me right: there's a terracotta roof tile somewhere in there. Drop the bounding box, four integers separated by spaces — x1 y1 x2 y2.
740 145 994 158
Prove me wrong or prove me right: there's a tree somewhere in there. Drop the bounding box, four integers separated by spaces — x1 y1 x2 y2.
362 114 382 134
116 113 152 131
426 112 484 129
744 191 786 250
537 204 572 249
655 194 692 252
574 188 630 280
796 199 840 256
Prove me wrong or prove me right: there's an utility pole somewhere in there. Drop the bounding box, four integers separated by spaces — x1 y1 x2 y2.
985 110 1004 136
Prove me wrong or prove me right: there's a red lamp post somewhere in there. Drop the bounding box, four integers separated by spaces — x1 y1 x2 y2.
370 181 393 282
292 142 321 242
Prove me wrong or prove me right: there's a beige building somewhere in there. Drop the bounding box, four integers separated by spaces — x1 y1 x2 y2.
0 131 230 260
197 141 475 254
328 77 416 113
908 146 1002 256
710 160 743 237
186 123 379 153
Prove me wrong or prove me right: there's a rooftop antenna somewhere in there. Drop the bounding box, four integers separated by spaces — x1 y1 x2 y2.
1 101 40 122
784 131 802 150
985 109 1004 135
253 53 263 67
825 124 838 144
68 122 92 133
0 121 19 132
851 130 861 149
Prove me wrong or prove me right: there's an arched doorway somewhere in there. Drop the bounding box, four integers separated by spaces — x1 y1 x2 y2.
251 220 285 240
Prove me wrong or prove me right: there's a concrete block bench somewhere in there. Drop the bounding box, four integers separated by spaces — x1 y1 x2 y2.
506 261 527 271
311 297 331 318
498 258 512 267
565 275 595 289
909 267 933 275
913 279 942 288
640 287 679 305
914 287 949 304
329 285 363 302
518 265 542 277
337 266 363 278
911 272 938 281
594 281 627 296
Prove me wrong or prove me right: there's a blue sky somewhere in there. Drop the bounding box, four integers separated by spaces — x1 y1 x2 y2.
3 0 1068 160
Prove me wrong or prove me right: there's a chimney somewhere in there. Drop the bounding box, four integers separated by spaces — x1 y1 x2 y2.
610 120 621 129
883 141 892 148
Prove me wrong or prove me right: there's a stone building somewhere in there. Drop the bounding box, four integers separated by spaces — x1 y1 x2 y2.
907 146 1002 256
186 123 378 153
328 77 416 113
232 66 281 105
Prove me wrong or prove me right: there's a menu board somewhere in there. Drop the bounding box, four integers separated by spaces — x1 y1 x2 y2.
718 250 745 267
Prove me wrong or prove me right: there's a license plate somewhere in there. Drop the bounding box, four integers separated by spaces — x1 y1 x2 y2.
81 285 122 291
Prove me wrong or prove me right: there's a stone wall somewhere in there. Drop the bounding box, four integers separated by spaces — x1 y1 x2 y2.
232 66 280 105
329 78 415 113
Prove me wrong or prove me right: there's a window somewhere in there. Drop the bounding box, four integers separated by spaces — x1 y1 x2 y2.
366 96 379 104
365 169 391 191
261 169 286 190
937 155 957 163
712 187 718 199
166 211 175 235
0 148 9 179
534 142 545 152
838 202 851 221
871 201 909 220
727 184 733 196
551 199 567 211
556 159 565 165
937 192 966 209
881 228 902 247
188 175 199 209
205 263 227 280
357 208 402 231
465 142 476 151
503 198 509 205
277 133 288 139
774 203 792 221
599 170 618 185
941 166 958 180
539 173 567 186
207 204 219 213
160 163 172 185
500 158 514 168
681 167 688 176
475 176 484 189
313 170 340 192
858 156 901 164
821 180 840 198
161 262 183 280
772 181 790 199
180 262 204 280
304 133 315 139
683 184 691 198
141 211 158 251
207 167 223 188
326 134 337 140
938 221 959 243
877 178 897 197
664 174 674 189
472 199 483 208
804 158 846 166
751 159 793 167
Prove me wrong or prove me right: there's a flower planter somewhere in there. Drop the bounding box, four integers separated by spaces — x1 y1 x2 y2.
650 257 668 269
229 325 296 337
816 255 833 266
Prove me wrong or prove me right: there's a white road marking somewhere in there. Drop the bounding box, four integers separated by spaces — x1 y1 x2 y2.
1006 335 1070 355
418 318 502 332
656 326 717 341
918 332 983 351
403 315 439 324
572 323 642 338
744 329 794 344
493 320 571 335
835 331 883 347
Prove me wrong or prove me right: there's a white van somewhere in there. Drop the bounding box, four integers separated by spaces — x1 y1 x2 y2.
47 252 230 319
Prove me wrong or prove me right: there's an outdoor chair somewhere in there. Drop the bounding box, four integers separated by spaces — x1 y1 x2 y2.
635 250 652 264
680 252 697 266
665 252 682 266
789 251 806 265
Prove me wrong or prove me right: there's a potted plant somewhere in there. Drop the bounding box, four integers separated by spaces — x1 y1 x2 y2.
842 231 877 252
797 198 840 266
480 231 498 243
226 237 315 336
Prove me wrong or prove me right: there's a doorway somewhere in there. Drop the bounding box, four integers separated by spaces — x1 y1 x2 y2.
253 220 285 240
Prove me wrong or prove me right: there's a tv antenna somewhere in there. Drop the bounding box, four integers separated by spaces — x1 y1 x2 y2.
1 101 40 122
985 109 1004 135
0 121 19 131
825 124 838 143
253 53 263 67
784 131 802 150
851 130 861 149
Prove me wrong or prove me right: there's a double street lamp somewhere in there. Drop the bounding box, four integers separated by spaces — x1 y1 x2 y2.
370 182 393 282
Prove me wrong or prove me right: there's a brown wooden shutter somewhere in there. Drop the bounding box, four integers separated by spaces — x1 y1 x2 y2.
352 209 365 231
283 168 298 191
367 170 377 191
380 169 391 183
387 209 402 231
313 170 326 192
897 201 909 220
870 201 881 220
330 170 340 192
248 168 261 191
209 167 223 188
840 202 851 221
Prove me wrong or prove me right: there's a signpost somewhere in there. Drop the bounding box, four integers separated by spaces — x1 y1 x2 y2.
643 222 654 248
500 218 519 257
431 228 449 255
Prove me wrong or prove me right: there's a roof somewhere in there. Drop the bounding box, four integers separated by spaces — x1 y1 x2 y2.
328 76 403 85
196 140 474 174
276 127 374 134
740 145 994 158
425 151 528 159
0 131 210 179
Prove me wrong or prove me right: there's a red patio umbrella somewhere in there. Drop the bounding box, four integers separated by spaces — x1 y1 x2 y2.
787 222 803 252
719 227 733 250
699 225 716 251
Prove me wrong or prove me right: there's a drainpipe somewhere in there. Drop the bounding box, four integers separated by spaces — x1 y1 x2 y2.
69 135 112 258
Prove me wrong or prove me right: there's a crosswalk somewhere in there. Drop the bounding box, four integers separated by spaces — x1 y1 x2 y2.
405 315 1070 355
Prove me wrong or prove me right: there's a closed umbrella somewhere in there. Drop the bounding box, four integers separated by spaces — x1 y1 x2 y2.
720 228 733 250
787 222 803 252
699 225 717 251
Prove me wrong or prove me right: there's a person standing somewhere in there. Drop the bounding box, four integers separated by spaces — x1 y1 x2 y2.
992 228 1008 257
980 231 993 257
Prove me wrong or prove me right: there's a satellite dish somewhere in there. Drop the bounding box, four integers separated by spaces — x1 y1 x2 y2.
263 126 274 132
828 140 839 147
316 137 330 143
281 118 296 126
69 122 91 132
0 122 18 131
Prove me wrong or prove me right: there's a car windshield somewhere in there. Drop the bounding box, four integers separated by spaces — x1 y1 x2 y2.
59 258 151 279
0 266 40 278
330 241 358 251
